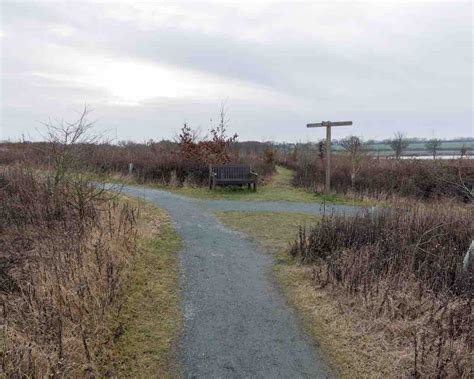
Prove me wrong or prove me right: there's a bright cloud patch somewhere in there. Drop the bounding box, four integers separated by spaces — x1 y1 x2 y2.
27 47 297 107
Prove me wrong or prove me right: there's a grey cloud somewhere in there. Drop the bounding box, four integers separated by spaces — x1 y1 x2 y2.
1 1 472 141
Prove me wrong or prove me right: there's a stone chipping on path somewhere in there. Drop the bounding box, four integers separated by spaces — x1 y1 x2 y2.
111 184 366 378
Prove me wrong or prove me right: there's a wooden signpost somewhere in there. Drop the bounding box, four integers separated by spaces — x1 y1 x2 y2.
306 120 353 192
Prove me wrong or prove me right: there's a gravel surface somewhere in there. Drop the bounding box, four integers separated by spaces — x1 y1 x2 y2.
110 184 365 378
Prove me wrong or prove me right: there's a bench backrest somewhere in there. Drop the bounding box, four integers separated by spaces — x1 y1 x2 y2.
210 164 251 180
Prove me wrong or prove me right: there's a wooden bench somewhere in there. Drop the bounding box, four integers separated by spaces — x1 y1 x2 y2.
209 164 258 190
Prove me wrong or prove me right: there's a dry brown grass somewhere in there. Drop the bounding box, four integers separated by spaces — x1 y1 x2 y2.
274 264 402 377
290 203 473 378
1 113 184 377
0 167 138 377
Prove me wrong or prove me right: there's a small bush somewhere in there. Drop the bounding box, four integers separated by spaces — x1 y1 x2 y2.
290 204 473 377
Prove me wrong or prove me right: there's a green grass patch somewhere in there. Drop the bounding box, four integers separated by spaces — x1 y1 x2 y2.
215 210 319 252
95 166 370 205
173 166 357 204
110 197 182 378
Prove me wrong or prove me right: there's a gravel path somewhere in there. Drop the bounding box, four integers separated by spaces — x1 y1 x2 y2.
111 185 365 378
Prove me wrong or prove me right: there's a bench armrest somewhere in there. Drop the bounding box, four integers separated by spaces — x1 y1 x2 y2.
250 171 258 177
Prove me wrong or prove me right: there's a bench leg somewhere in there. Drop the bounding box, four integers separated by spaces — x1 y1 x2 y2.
248 183 251 190
210 178 216 190
253 182 257 191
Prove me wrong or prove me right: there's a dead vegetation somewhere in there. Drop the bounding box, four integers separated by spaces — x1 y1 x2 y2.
0 110 141 377
283 146 473 202
0 166 138 377
0 107 276 188
298 157 472 201
290 204 473 377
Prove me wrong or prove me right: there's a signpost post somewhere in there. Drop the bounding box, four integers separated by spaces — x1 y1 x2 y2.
306 121 353 192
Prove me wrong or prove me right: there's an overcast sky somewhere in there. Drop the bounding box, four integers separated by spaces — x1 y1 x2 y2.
1 0 472 143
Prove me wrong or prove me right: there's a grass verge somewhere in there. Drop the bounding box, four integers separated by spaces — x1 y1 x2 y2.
109 196 182 378
94 166 372 205
215 211 400 378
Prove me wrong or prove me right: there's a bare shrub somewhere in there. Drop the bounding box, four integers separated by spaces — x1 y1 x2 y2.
0 111 138 376
0 135 276 188
239 154 275 182
291 155 474 201
0 166 138 377
289 204 473 377
42 107 99 188
340 135 366 188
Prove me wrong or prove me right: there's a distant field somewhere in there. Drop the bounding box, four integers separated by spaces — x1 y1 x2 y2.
332 140 473 156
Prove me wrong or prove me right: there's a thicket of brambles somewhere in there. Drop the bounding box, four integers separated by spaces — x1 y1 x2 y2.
0 112 138 376
279 136 473 202
288 156 473 201
290 204 473 377
4 129 472 201
0 127 276 187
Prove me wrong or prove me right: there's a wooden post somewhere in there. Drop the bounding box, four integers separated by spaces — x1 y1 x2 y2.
307 120 353 193
326 125 331 192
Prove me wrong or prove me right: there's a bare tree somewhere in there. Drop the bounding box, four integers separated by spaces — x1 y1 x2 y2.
460 144 469 158
389 132 410 159
42 106 100 187
210 100 236 141
340 135 366 188
42 106 109 219
434 163 473 203
340 135 364 157
425 138 442 159
218 101 230 135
